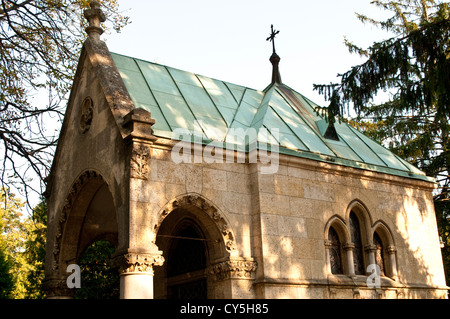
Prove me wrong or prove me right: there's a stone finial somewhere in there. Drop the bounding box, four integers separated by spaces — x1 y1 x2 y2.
269 52 282 84
84 0 106 41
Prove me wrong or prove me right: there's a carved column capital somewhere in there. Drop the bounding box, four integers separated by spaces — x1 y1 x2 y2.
42 275 74 299
209 258 257 281
386 245 397 254
364 244 378 253
112 252 165 276
343 243 355 251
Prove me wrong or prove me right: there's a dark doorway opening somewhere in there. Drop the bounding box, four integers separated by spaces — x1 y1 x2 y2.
166 222 207 299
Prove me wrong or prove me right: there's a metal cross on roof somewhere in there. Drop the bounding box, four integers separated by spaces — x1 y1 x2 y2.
266 24 280 54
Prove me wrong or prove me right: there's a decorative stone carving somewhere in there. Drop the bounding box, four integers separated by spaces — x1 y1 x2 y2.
79 97 94 133
111 252 165 275
42 276 74 299
155 194 237 253
130 143 150 179
83 0 106 40
209 258 257 281
122 108 157 142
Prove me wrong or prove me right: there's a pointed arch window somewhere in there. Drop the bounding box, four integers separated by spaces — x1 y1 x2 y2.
328 226 343 275
373 232 386 276
349 211 365 275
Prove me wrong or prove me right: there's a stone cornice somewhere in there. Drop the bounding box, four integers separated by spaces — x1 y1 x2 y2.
147 136 435 191
276 153 435 191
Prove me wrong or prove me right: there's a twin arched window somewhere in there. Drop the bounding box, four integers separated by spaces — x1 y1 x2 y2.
328 226 343 275
326 205 397 280
349 211 365 275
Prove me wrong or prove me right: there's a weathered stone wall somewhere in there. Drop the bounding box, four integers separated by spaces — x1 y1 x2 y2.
143 140 448 299
253 157 447 298
45 38 447 299
45 64 448 297
44 47 130 286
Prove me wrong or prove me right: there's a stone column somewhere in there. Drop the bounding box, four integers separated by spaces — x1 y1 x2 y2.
119 107 161 299
365 244 377 274
43 274 75 299
324 240 333 274
112 251 164 299
343 243 356 276
387 245 398 280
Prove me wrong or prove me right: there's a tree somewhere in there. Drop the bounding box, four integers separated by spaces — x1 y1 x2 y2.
0 190 48 299
1 194 118 299
313 0 449 283
0 0 129 206
74 240 119 299
0 190 13 299
23 200 46 298
0 243 14 298
0 188 26 298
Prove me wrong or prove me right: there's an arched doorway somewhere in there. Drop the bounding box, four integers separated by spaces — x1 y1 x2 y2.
47 171 120 298
154 208 212 299
153 194 245 299
165 220 208 299
154 195 236 299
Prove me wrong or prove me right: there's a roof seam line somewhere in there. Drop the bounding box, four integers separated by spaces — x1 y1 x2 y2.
228 88 248 128
268 104 311 152
222 82 239 105
133 59 172 131
164 66 208 139
391 153 414 173
347 124 390 167
195 74 228 126
249 87 273 130
330 127 366 163
275 87 334 155
262 123 282 150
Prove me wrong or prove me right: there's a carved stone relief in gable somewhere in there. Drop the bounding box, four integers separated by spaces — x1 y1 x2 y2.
79 97 94 134
130 143 150 179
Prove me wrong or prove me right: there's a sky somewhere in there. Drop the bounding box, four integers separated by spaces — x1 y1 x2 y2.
17 0 397 209
104 0 393 106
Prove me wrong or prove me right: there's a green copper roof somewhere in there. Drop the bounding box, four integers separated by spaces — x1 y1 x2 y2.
111 52 433 183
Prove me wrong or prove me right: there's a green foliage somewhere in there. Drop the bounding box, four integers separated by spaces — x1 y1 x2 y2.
24 201 47 299
1 191 119 299
0 0 130 205
0 189 47 298
314 0 450 284
74 240 119 299
314 1 449 186
0 188 26 298
0 247 14 299
435 200 450 285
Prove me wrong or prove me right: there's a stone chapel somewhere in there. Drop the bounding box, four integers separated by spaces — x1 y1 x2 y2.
43 1 448 299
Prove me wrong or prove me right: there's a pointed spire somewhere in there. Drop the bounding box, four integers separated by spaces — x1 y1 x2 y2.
84 0 106 41
269 52 282 85
266 25 282 85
